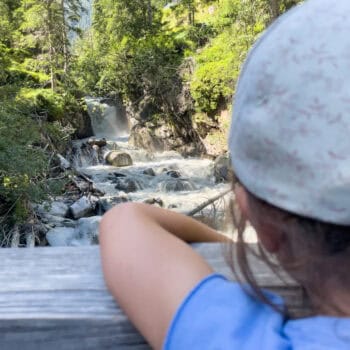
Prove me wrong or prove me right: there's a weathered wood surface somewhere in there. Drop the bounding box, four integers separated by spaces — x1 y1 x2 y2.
0 244 308 350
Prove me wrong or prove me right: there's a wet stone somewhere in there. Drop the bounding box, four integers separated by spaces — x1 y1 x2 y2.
77 216 102 245
166 170 181 178
115 178 141 193
142 168 156 176
144 198 164 207
214 153 234 183
69 196 94 219
113 172 127 178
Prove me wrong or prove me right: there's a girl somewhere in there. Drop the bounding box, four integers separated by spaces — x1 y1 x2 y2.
99 0 350 348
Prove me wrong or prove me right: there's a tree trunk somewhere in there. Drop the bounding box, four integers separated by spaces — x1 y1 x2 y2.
61 0 69 75
46 0 56 91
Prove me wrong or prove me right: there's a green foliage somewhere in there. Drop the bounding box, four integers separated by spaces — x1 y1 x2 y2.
190 0 269 114
16 88 65 120
191 31 236 113
0 100 66 223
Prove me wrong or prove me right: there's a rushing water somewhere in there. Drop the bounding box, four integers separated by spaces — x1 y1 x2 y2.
69 98 257 242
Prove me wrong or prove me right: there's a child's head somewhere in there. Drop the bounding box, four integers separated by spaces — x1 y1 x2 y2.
229 0 350 315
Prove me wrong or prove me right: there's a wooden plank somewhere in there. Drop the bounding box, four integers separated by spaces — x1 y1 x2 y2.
0 244 308 349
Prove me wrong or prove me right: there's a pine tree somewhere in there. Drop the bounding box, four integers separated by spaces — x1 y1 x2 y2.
17 0 84 90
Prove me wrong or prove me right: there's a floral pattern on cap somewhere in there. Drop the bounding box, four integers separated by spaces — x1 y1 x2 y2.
229 0 350 225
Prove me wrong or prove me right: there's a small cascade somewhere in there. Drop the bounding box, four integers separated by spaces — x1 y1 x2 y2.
85 97 129 139
70 139 107 168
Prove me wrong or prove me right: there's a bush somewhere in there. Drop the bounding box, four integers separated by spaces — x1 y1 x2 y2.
0 98 71 227
190 31 237 114
16 88 65 121
190 0 268 115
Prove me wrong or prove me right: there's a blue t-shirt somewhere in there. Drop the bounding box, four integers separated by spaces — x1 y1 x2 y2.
164 274 350 349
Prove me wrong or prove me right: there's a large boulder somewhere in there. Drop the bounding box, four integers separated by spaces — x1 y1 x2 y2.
106 151 133 167
129 122 206 157
72 110 94 139
69 196 94 219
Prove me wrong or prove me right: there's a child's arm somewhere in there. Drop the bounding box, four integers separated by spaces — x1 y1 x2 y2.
99 202 228 349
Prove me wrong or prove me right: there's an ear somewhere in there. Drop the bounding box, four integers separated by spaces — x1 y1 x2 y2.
234 185 282 254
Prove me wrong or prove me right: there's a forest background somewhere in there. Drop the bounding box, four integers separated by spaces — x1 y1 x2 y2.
0 0 302 242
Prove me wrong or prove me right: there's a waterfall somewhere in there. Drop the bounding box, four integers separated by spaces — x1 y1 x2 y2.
85 97 129 139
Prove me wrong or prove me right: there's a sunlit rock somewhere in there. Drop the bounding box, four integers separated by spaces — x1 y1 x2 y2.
106 151 133 167
70 196 94 219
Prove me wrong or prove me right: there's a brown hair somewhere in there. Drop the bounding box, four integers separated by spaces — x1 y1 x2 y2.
227 184 350 318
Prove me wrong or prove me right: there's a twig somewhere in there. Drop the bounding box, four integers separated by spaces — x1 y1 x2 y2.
186 189 232 217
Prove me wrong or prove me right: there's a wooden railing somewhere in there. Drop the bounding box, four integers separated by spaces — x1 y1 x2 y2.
0 244 309 349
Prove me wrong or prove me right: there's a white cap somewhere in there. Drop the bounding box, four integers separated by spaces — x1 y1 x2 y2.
230 0 350 225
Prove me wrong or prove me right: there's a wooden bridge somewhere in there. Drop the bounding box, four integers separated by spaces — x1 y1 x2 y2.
0 244 309 349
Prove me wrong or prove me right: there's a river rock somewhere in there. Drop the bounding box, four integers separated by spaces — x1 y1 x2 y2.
115 177 142 193
142 168 156 176
106 151 133 167
36 201 69 218
69 196 94 219
166 170 181 178
160 179 196 192
46 227 78 247
97 196 129 213
77 216 102 245
144 198 164 207
214 154 234 183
